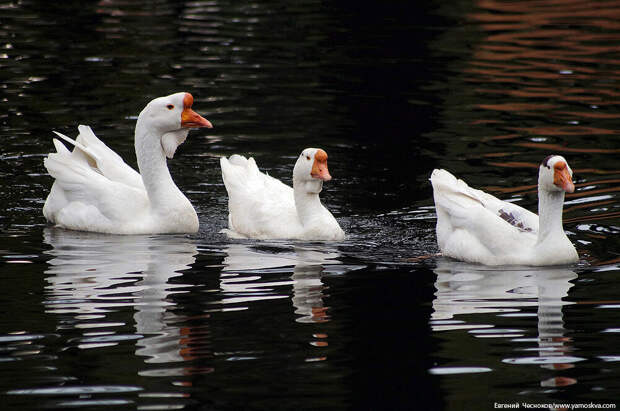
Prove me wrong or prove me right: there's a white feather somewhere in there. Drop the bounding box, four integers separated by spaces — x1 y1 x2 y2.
430 160 578 266
43 92 207 234
220 149 344 241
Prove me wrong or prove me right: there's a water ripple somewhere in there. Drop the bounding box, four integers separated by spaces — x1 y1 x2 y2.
7 385 143 395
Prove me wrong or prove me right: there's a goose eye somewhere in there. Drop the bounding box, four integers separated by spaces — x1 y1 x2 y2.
306 155 311 160
166 104 174 110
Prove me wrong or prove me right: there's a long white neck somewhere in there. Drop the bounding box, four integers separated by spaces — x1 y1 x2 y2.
537 187 567 244
293 178 325 226
135 119 186 211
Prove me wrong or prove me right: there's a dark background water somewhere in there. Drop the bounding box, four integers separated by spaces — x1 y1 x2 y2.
1 0 620 409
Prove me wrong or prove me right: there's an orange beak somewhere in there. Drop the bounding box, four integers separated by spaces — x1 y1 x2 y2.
311 149 331 181
181 93 213 128
553 161 574 193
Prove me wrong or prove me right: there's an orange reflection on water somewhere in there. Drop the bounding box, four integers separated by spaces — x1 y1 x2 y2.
563 199 615 214
486 161 539 169
558 111 620 120
478 103 556 113
466 0 620 144
564 211 620 224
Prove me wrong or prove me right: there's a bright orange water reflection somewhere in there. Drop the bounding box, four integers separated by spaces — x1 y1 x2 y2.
465 0 620 144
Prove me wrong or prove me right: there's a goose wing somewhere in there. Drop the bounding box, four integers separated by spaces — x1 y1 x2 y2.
220 155 299 238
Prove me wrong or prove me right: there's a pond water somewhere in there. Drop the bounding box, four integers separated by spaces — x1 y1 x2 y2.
1 0 620 409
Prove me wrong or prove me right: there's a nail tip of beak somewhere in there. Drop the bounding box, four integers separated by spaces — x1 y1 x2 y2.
198 118 213 128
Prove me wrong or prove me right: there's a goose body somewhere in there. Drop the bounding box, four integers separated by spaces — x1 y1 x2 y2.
43 92 212 234
430 155 578 266
220 148 345 241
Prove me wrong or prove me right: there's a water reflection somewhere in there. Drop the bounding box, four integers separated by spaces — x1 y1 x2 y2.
42 230 350 377
221 243 342 323
43 229 197 362
431 259 580 386
467 0 620 132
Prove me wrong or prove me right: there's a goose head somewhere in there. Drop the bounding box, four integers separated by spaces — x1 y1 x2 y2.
539 155 575 193
293 148 332 194
138 92 213 159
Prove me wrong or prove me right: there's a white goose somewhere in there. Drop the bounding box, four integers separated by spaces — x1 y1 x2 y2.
43 92 212 234
220 148 345 241
430 155 579 266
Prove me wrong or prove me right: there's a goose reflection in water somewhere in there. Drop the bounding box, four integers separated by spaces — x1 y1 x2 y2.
431 259 580 388
220 243 345 324
43 229 197 366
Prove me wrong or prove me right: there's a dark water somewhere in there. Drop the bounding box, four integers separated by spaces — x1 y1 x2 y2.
1 0 620 409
